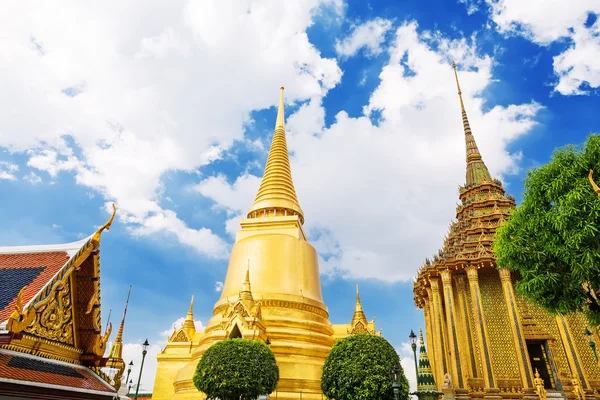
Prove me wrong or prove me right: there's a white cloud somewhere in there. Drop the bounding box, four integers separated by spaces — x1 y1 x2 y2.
215 281 224 292
458 0 481 15
0 161 18 181
485 0 600 94
335 18 393 57
24 171 42 184
200 21 541 281
553 21 600 95
0 0 343 258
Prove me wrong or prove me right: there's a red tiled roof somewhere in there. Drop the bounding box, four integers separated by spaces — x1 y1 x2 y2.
0 252 70 322
0 350 115 393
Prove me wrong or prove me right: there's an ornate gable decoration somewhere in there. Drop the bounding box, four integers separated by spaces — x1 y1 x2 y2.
170 330 189 343
220 298 264 334
0 205 117 366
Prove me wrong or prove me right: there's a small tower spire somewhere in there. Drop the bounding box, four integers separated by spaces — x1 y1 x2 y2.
451 62 491 187
351 284 367 325
416 328 438 391
110 285 131 355
106 285 131 391
247 87 305 224
182 295 196 338
239 263 254 303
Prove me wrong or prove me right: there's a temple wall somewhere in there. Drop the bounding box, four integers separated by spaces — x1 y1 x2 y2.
565 313 600 383
478 270 520 380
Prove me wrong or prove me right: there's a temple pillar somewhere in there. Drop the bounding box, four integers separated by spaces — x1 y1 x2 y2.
498 268 537 399
424 298 437 381
441 270 469 400
555 314 595 400
455 274 477 379
465 266 500 399
428 280 448 388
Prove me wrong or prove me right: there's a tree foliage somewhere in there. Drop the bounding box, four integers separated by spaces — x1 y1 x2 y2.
494 134 600 327
321 334 409 400
193 338 279 400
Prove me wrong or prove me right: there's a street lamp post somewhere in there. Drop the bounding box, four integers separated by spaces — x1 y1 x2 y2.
128 380 133 395
125 361 133 389
585 328 598 363
409 330 418 375
134 339 150 400
392 364 401 400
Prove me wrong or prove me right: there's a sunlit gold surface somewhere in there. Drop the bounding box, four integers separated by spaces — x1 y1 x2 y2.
153 88 377 400
413 65 600 399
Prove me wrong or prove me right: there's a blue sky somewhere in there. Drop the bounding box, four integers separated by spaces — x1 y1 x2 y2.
1 0 599 393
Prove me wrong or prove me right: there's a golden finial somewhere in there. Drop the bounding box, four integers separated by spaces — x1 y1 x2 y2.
188 294 195 315
276 86 285 129
589 170 600 197
92 203 117 245
182 294 196 335
356 283 361 305
116 286 131 339
99 204 117 233
452 61 465 111
240 263 254 303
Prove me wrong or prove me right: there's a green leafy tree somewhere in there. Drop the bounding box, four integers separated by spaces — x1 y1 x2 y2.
495 134 600 327
321 334 409 400
193 338 279 400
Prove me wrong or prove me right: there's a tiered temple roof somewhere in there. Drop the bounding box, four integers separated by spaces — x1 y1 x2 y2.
413 63 516 309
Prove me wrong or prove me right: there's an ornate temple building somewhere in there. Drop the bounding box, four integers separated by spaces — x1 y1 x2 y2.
0 206 130 399
412 63 600 400
153 88 378 400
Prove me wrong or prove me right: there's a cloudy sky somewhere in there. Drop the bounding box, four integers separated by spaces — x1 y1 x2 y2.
1 0 599 393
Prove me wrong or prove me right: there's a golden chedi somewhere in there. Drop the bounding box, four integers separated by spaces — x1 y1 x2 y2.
153 87 378 400
413 63 600 400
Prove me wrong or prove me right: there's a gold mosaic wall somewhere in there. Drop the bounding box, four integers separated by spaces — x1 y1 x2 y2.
565 313 600 380
478 270 520 379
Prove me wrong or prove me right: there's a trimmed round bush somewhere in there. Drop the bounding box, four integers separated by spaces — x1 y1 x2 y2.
193 338 279 400
321 334 409 400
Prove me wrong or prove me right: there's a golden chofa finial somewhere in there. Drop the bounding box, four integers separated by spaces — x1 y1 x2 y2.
92 203 117 245
452 61 465 111
276 86 285 129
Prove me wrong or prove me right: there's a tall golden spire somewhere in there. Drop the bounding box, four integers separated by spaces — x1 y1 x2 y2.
351 284 367 325
247 87 304 224
452 62 491 187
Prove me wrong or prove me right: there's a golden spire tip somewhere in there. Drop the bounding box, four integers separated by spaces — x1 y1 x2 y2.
452 62 465 111
276 86 285 129
188 294 194 314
